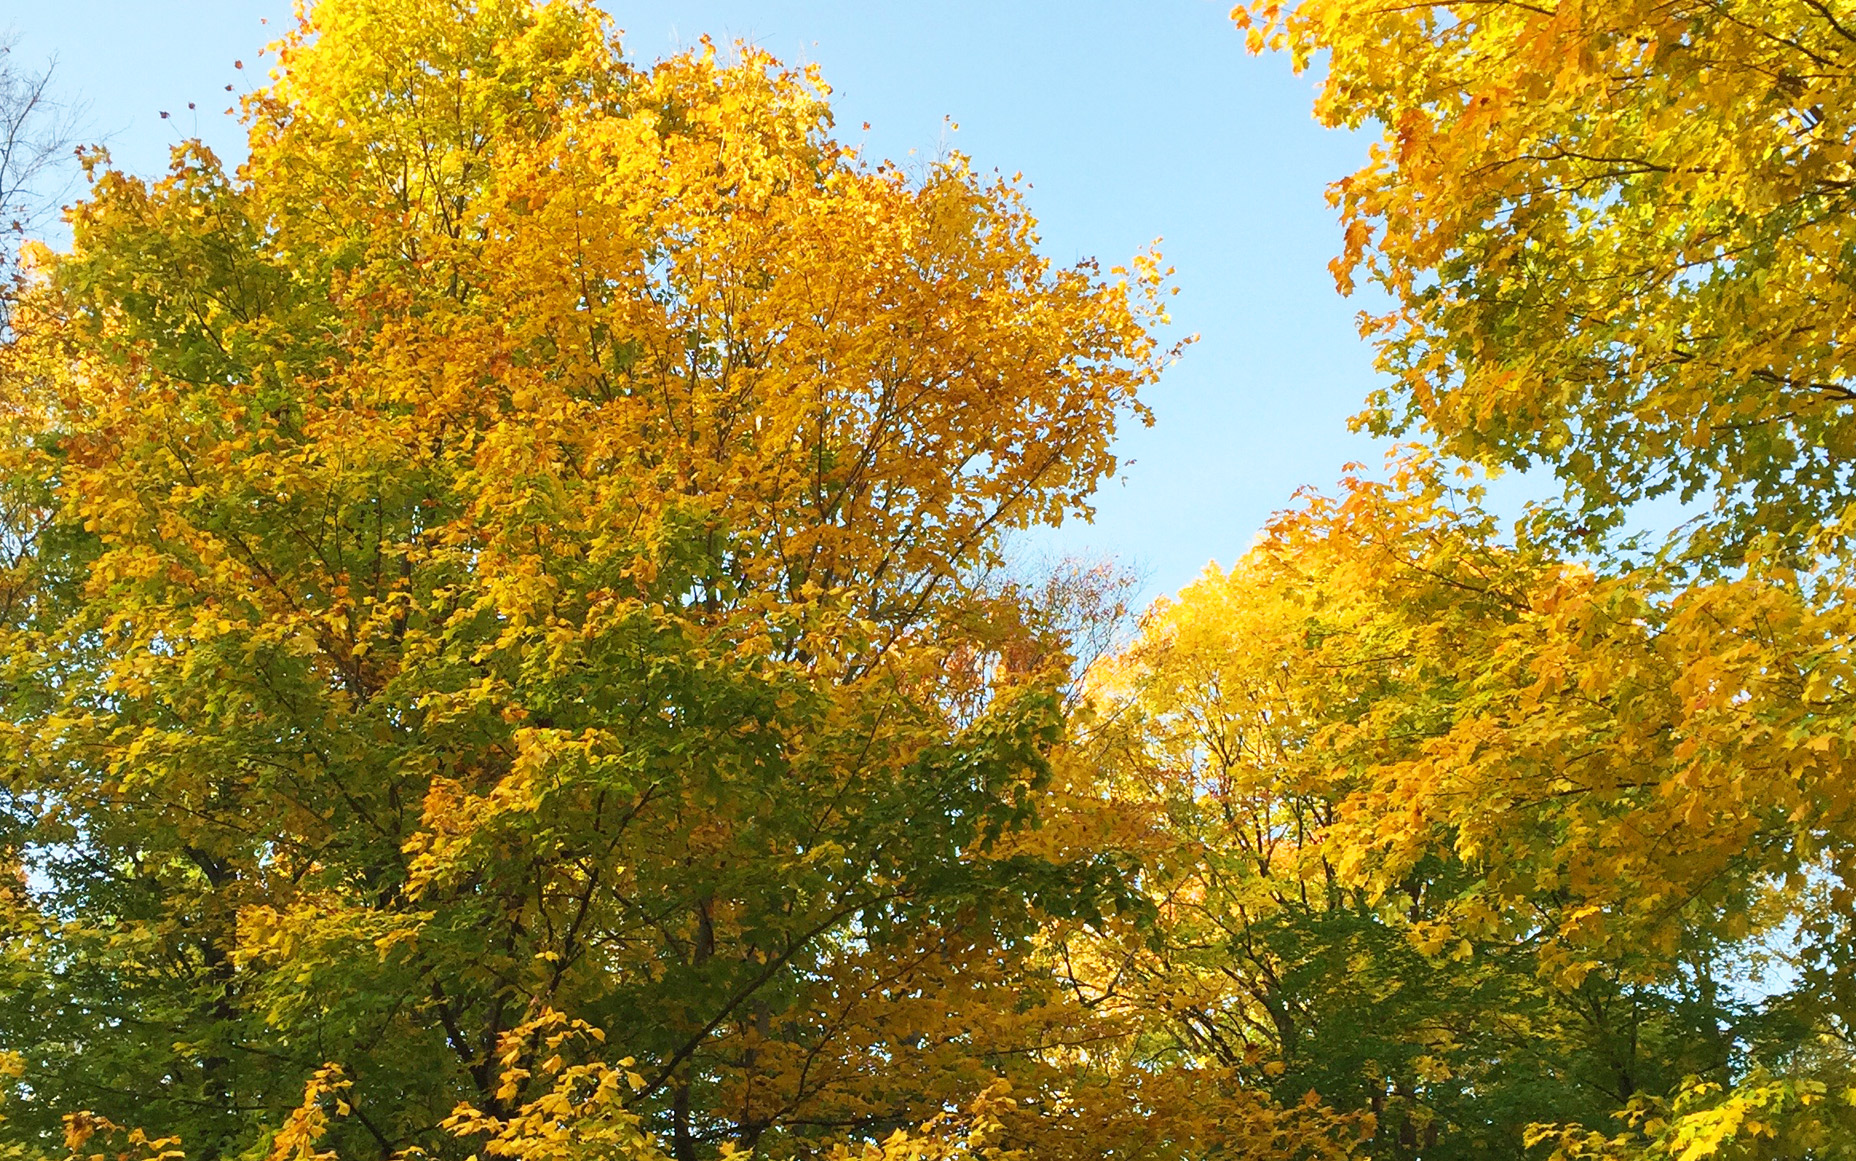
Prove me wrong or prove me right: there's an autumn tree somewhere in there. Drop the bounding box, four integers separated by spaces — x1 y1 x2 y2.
1079 454 1856 1159
1188 3 1856 1155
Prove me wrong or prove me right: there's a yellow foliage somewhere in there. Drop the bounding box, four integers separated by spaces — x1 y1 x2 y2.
1235 0 1856 563
1103 452 1856 969
1085 449 1856 1154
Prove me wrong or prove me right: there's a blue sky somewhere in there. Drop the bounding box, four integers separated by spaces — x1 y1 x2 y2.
7 1 1390 599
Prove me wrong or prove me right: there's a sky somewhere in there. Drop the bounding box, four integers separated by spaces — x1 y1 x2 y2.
5 0 1393 600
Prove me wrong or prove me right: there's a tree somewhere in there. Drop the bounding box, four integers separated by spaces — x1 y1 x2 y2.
1233 0 1856 565
0 1 1295 1157
1223 4 1856 1152
1078 456 1797 1157
1085 452 1856 1158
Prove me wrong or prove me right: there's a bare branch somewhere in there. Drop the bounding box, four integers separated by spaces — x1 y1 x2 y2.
0 28 83 312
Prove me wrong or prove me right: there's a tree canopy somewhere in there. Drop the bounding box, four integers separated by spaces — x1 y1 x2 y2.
0 0 1207 1155
3 1 1855 1160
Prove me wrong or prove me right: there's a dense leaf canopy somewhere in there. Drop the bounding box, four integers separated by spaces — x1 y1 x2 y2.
3 2 1855 1161
0 1 1234 1157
